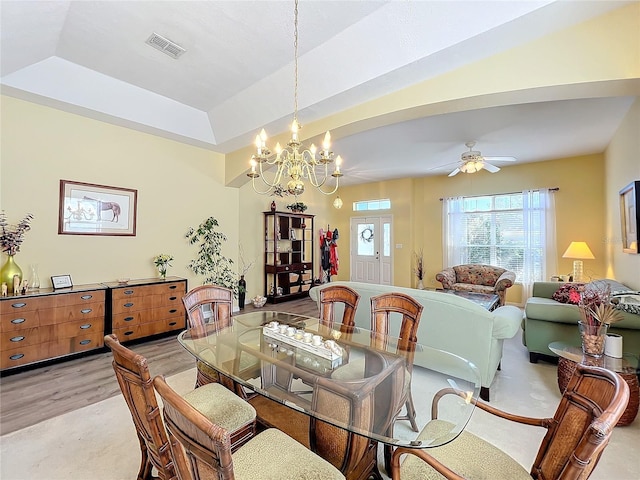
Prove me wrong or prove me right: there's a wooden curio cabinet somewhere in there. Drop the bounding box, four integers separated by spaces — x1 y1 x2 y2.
264 211 314 303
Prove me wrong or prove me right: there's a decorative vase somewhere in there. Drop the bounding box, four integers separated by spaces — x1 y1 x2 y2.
238 275 246 310
578 321 608 357
158 265 167 280
30 264 41 289
417 279 424 290
1 255 23 295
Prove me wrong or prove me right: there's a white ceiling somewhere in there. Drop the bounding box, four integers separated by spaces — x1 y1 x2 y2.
1 0 637 186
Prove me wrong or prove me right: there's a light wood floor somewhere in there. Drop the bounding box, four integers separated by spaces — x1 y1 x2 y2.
0 297 319 435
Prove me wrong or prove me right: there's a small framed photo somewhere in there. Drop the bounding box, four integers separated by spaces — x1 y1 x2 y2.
51 274 73 290
58 180 137 236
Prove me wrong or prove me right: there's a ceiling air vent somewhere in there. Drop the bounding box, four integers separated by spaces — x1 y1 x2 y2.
146 33 186 59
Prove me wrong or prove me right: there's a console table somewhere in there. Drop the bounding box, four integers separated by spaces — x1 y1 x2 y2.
1 276 186 372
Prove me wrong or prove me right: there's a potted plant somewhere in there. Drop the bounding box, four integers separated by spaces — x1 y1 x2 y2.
0 212 34 294
286 202 307 213
413 248 425 290
185 217 238 297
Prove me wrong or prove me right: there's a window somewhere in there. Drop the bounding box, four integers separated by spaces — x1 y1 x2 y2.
353 199 391 211
443 190 556 284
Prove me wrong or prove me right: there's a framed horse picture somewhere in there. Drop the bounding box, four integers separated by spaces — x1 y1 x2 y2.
58 180 137 236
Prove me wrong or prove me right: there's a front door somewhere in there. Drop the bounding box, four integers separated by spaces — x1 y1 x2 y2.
350 216 392 285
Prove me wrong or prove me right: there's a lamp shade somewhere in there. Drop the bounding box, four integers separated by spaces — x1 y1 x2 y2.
562 241 595 260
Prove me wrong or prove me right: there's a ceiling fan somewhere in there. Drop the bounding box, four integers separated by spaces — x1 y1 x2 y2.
448 141 516 177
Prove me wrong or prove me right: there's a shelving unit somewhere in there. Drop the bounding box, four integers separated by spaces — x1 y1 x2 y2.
264 211 314 303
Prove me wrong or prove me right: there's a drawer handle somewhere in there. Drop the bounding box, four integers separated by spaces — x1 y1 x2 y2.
124 317 134 322
169 296 177 301
169 309 177 314
81 295 93 300
124 302 134 308
124 290 134 295
169 285 177 290
9 354 24 361
79 339 91 345
124 331 133 336
169 321 177 326
80 308 92 314
11 302 26 309
285 267 289 271
11 318 26 324
80 324 92 329
10 336 25 342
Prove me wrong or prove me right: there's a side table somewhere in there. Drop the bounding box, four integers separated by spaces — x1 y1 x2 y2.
548 341 639 426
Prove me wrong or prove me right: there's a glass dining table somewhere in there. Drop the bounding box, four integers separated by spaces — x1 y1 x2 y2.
178 310 481 480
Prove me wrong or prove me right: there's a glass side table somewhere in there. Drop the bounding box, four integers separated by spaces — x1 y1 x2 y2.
548 341 639 426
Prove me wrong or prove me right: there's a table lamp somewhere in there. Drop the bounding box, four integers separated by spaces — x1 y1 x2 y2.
562 241 595 282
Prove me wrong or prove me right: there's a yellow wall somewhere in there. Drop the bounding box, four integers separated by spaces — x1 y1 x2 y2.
327 154 608 305
1 96 240 294
605 98 640 290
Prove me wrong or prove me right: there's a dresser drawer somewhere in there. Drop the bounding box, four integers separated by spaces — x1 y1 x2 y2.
1 301 104 330
0 290 105 315
0 327 41 351
112 305 185 329
111 282 185 301
0 311 41 333
111 289 184 314
0 331 104 370
112 317 184 342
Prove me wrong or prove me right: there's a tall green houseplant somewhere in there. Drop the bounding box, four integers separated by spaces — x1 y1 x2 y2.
185 217 238 296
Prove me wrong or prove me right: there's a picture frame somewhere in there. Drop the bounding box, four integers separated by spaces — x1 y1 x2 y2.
51 274 73 290
619 180 639 254
58 180 137 236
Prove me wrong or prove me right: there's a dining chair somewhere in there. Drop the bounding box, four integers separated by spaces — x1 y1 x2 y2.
318 284 361 331
105 333 257 480
369 292 423 473
152 375 346 480
390 363 630 480
182 285 233 387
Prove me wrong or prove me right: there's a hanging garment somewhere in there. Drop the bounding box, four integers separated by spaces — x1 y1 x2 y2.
321 229 331 273
329 240 339 276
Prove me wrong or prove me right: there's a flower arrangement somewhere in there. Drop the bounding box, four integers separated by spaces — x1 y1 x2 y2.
412 249 424 281
0 212 34 256
286 202 307 213
577 281 624 357
153 254 173 279
577 281 624 327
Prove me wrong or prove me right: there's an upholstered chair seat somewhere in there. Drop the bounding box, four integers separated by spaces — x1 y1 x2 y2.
153 375 345 480
391 364 630 480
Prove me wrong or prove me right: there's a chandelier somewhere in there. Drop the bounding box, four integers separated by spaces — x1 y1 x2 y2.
247 0 343 196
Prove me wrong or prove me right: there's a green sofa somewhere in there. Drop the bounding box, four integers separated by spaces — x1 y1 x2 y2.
522 281 640 362
309 281 522 401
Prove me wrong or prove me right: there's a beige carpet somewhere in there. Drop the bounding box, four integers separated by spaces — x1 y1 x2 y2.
1 332 638 480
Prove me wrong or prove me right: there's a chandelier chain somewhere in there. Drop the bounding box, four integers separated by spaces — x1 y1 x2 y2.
293 0 299 122
247 0 343 197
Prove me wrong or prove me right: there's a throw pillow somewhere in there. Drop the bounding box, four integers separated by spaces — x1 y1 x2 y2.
552 283 585 304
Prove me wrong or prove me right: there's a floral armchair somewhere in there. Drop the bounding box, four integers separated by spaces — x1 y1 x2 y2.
436 264 515 306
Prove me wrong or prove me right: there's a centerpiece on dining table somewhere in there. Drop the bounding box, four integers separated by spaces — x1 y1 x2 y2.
576 281 624 357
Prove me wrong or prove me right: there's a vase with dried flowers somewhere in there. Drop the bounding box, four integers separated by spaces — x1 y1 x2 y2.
153 254 173 280
577 281 624 357
1 212 34 295
413 248 425 290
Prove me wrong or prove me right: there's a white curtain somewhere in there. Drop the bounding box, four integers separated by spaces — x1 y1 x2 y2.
521 188 557 303
442 197 465 268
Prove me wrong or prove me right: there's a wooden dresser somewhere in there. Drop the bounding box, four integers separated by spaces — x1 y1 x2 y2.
0 284 106 371
105 277 187 343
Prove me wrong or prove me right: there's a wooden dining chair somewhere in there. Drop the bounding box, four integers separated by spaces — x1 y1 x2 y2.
153 375 346 480
182 285 234 387
318 284 361 331
369 292 423 473
390 363 630 480
105 334 257 480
